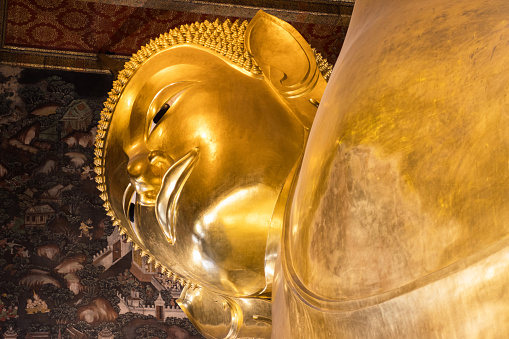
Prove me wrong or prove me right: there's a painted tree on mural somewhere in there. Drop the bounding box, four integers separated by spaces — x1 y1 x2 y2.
49 304 78 326
134 324 168 338
17 86 46 112
0 92 13 117
76 264 122 310
46 76 77 106
40 284 74 307
0 190 17 227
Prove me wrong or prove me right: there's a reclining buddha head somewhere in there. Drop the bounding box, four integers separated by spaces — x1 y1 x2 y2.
95 11 329 298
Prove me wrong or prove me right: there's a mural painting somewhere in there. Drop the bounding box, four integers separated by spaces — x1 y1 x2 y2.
0 65 204 338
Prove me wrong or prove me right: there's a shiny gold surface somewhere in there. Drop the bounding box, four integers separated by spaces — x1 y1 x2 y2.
273 0 509 337
98 1 509 337
95 11 327 338
178 285 272 339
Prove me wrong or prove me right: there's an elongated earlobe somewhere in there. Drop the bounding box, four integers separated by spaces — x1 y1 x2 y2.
245 10 328 129
245 10 320 97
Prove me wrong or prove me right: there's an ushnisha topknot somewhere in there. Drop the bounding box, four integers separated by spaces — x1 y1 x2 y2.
93 17 333 289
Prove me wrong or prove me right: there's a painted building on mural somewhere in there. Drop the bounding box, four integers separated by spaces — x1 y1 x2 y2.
118 290 185 321
39 184 73 206
131 247 159 283
92 225 132 271
60 99 93 134
98 328 114 339
24 204 55 227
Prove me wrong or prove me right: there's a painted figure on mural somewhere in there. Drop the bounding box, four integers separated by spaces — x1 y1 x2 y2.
98 1 509 338
78 219 93 240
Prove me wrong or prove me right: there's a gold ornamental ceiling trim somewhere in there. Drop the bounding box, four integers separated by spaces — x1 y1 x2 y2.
0 0 127 73
0 0 348 72
77 0 354 25
0 45 129 74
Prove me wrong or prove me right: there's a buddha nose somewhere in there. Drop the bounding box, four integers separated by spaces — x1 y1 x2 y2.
127 150 173 205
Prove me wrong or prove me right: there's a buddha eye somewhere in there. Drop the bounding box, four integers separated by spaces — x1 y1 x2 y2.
149 88 188 135
128 192 136 223
123 184 141 239
152 103 170 125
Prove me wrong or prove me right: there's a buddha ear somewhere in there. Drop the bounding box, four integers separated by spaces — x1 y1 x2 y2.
245 10 319 96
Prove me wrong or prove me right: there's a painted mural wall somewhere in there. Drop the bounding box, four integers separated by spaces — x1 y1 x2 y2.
0 65 204 338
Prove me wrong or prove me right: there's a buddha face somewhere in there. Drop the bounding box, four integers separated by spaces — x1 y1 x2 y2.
100 11 328 301
104 45 306 296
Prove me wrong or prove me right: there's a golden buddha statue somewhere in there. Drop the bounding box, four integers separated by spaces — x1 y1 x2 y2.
95 10 328 338
96 1 509 337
